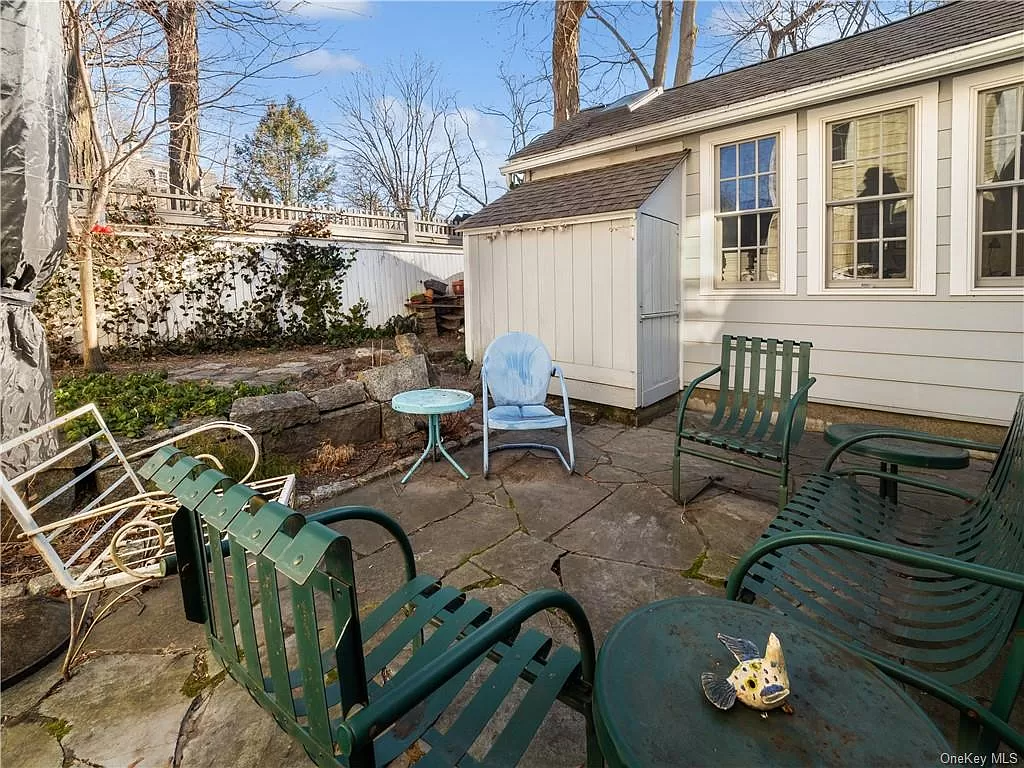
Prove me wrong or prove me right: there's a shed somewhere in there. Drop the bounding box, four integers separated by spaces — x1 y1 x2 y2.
459 152 687 410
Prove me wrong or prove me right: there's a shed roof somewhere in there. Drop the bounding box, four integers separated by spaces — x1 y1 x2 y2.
509 1 1022 163
458 153 687 231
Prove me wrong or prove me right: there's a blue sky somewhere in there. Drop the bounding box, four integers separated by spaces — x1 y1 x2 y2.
201 0 728 203
278 1 724 125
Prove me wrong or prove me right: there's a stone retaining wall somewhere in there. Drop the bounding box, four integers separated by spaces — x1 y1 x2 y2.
229 341 435 458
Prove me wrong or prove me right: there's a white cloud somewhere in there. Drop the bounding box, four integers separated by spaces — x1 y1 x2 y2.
293 50 364 73
284 0 372 20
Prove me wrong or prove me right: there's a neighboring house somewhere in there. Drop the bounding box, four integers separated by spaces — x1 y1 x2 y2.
460 0 1024 426
120 155 218 195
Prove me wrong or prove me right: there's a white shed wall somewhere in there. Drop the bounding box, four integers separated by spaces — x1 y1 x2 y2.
464 215 638 408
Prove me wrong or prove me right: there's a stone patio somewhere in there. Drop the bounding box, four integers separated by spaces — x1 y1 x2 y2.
0 416 1003 767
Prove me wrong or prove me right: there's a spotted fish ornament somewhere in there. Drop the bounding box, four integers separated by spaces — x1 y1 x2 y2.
701 632 790 712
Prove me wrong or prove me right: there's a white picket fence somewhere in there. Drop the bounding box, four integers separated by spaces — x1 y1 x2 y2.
85 233 463 351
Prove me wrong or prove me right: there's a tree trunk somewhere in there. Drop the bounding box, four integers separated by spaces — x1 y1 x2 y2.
63 1 95 184
652 1 674 88
77 232 107 372
552 0 588 127
164 0 201 196
673 0 697 87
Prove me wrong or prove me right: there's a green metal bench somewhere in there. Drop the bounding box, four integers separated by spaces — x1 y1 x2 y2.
140 447 600 768
727 394 1024 754
673 335 815 509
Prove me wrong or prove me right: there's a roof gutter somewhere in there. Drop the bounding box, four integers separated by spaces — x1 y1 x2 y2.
501 31 1023 175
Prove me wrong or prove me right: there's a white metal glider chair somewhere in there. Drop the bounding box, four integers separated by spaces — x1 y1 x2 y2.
0 403 295 676
481 332 575 476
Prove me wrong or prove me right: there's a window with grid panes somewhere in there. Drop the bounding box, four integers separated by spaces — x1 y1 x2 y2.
715 135 779 287
826 108 913 286
977 83 1024 284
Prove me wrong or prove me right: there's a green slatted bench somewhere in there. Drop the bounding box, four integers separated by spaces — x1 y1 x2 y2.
673 335 815 509
140 447 600 768
727 393 1024 754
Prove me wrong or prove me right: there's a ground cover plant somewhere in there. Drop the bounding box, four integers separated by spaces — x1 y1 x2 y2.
55 371 280 439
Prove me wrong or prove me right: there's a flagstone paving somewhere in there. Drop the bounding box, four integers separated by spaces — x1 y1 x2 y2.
0 419 1003 767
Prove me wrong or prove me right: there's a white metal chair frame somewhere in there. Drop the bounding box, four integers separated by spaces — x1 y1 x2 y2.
481 332 575 477
0 403 295 676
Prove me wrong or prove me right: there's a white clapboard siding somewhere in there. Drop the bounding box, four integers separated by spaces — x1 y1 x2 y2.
464 216 638 408
679 69 1024 426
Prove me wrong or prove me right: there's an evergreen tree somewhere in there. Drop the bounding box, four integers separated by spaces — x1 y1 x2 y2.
234 96 337 206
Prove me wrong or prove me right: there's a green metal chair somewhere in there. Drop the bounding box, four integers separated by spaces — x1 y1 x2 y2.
727 394 1024 754
673 335 815 509
140 447 601 768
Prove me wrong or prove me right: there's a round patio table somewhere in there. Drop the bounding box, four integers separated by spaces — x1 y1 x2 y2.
594 597 950 767
391 388 474 484
824 423 970 503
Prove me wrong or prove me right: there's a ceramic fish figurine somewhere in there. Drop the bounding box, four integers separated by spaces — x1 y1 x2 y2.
701 632 790 712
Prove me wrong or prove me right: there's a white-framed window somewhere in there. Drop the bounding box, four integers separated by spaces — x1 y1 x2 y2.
807 83 937 295
699 114 797 295
951 63 1024 296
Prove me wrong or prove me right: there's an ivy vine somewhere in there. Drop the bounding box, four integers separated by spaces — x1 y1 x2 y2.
39 221 413 361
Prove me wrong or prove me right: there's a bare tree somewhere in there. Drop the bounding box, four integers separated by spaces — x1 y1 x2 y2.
708 0 940 69
338 161 388 213
552 0 588 126
480 67 549 157
63 0 323 370
330 57 461 219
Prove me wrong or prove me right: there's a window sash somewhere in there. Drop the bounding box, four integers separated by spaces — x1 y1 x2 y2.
714 134 780 288
975 83 1024 286
826 107 914 287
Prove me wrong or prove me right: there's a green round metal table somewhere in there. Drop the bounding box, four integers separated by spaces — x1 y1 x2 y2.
824 423 970 503
594 597 950 767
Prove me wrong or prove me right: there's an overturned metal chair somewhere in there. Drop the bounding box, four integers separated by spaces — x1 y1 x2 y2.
0 403 295 676
482 332 575 476
144 447 600 767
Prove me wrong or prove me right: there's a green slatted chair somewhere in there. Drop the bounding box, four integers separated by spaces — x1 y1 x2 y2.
727 394 1024 754
673 335 815 509
140 447 600 768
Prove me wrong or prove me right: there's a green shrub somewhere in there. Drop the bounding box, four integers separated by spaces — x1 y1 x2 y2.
55 372 281 439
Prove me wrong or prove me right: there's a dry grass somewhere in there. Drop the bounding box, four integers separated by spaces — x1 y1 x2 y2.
440 412 472 441
302 442 357 474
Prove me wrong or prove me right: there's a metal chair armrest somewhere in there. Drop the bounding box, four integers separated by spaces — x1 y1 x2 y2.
340 587 595 754
727 530 1024 601
552 365 572 422
831 469 977 501
675 365 722 436
778 376 817 458
307 506 417 583
825 430 1002 471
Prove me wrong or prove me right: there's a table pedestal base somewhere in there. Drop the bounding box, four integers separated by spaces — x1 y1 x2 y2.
401 414 469 483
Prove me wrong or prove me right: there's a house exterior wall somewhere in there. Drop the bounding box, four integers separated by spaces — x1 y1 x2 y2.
503 65 1023 425
681 72 1022 426
464 215 638 408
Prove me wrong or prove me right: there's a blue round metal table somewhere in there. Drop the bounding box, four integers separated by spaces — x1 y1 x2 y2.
391 388 474 483
594 597 950 767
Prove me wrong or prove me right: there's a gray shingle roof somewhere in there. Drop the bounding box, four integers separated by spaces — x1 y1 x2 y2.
510 1 1023 162
458 153 687 230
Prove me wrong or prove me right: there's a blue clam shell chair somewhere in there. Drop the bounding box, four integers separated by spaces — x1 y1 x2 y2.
482 332 575 476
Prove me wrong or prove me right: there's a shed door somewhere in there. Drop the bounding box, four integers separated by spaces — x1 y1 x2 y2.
637 213 680 407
